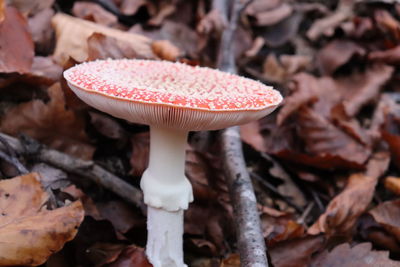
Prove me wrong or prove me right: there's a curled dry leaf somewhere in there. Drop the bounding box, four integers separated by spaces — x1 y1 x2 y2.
310 243 398 267
307 0 355 41
0 173 84 266
250 3 293 26
51 13 154 64
308 173 377 236
130 132 150 177
72 2 118 27
384 176 400 195
315 39 365 75
7 0 53 16
0 0 4 22
369 46 400 65
28 8 54 55
87 33 142 61
0 83 95 160
269 235 325 267
107 245 152 267
369 199 400 241
0 7 34 74
309 152 389 236
151 40 181 61
297 107 370 167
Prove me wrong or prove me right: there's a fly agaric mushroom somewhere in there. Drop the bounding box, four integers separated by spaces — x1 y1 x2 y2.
64 59 282 267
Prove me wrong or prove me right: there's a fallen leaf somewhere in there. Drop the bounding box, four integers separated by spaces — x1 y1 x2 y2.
269 235 325 267
0 173 84 266
51 13 154 64
130 132 150 177
315 39 365 75
89 111 127 140
8 0 53 16
0 83 95 160
28 8 54 54
87 33 142 61
262 12 303 47
297 107 370 167
310 242 399 267
369 199 400 241
308 173 376 236
31 163 70 190
369 46 400 65
240 121 266 152
307 0 355 40
384 176 400 195
0 0 4 22
151 40 181 61
0 7 34 74
72 2 118 27
106 245 152 267
96 200 143 234
338 64 393 117
250 3 293 26
220 254 240 267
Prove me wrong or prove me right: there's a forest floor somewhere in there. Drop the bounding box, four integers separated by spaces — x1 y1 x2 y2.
1 0 400 266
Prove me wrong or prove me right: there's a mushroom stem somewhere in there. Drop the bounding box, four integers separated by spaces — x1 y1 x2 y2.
146 206 186 267
140 126 193 267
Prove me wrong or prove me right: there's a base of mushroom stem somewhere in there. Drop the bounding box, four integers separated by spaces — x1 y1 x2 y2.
146 206 187 267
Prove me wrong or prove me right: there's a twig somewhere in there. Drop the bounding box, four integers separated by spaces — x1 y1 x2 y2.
250 172 304 213
0 133 146 213
218 0 269 266
297 202 314 225
0 135 29 174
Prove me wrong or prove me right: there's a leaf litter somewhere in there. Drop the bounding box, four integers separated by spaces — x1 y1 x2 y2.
1 0 400 266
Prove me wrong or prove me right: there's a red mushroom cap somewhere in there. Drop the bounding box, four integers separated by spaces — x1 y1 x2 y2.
64 59 282 130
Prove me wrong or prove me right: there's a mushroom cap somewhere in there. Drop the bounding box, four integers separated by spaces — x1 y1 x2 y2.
64 59 282 131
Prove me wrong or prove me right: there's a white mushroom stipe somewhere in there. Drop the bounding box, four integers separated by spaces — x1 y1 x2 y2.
140 126 193 211
147 207 186 267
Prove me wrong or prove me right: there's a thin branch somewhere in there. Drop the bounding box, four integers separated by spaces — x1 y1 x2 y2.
0 135 29 174
0 133 146 213
218 0 269 266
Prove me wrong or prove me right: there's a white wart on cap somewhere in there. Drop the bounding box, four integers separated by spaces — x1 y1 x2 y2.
63 59 282 130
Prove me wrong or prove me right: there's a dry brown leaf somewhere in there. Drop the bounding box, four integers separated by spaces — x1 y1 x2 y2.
0 83 95 160
308 152 389 236
369 46 400 65
151 40 181 61
72 2 117 27
107 245 152 267
297 107 370 167
269 235 325 267
96 200 143 234
308 173 376 236
316 39 365 75
369 199 400 241
28 8 54 54
147 1 175 27
307 0 355 40
120 0 147 15
89 111 127 140
0 0 5 23
384 176 400 195
220 254 240 267
87 33 142 61
0 7 34 74
240 121 266 152
130 132 150 177
7 0 53 16
381 103 400 168
29 56 63 84
251 3 292 26
277 73 319 125
338 64 393 117
51 13 154 64
310 243 399 267
197 9 227 35
0 173 84 266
